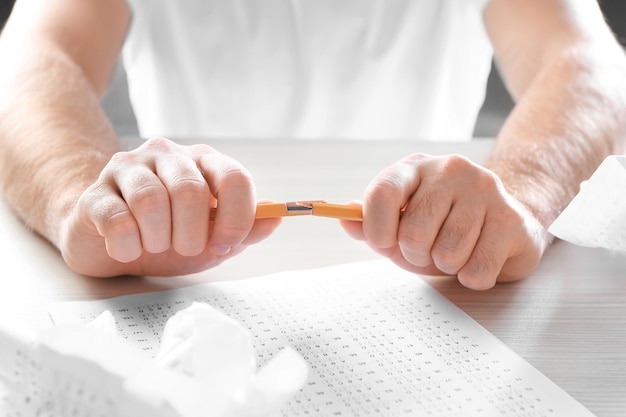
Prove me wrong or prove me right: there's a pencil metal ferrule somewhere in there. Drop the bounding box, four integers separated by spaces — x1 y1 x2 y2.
285 201 316 215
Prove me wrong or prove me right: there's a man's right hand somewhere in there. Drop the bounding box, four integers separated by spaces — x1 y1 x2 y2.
58 137 282 277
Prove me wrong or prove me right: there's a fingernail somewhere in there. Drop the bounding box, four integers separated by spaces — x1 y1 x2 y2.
210 244 232 256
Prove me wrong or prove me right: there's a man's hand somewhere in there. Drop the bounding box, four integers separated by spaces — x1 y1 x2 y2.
340 153 549 290
57 137 281 277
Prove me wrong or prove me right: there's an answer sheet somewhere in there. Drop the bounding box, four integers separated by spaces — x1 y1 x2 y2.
50 260 595 417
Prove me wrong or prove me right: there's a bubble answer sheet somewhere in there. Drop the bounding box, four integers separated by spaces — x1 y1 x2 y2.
49 259 595 417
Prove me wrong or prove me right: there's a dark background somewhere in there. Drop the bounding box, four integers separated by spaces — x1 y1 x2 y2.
0 0 10 23
1 0 625 137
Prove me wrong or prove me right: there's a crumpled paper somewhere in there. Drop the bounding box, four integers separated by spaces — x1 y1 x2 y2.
549 155 626 251
0 302 307 417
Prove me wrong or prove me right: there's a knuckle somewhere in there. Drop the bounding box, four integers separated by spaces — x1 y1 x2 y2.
174 239 205 257
432 240 466 274
108 151 135 169
361 220 396 248
169 177 209 200
367 183 397 209
435 155 501 190
404 152 432 164
397 195 441 245
143 136 175 151
397 228 430 251
365 174 405 208
77 186 117 220
368 157 420 194
435 211 478 252
474 170 503 195
221 221 250 236
432 252 464 275
215 222 251 246
432 211 478 273
190 143 219 155
436 154 474 176
432 243 464 272
397 221 434 266
221 165 254 190
409 190 438 219
466 243 500 278
100 210 137 239
365 154 430 209
459 271 496 290
489 202 526 234
128 183 169 212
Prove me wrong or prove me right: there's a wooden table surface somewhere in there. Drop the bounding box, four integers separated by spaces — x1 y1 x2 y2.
1 137 624 416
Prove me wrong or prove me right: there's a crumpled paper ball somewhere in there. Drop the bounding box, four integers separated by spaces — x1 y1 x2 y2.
0 302 307 417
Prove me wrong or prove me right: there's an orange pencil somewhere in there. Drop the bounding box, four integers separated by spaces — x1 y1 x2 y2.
209 200 363 222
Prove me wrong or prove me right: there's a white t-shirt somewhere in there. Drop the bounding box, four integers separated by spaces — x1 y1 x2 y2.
122 0 493 141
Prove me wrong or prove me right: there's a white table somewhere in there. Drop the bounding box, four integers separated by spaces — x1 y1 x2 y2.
1 138 625 416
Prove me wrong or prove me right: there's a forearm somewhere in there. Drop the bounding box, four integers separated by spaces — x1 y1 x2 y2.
486 42 626 229
0 38 119 247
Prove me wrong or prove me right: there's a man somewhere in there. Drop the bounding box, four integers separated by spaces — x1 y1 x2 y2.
0 0 624 289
